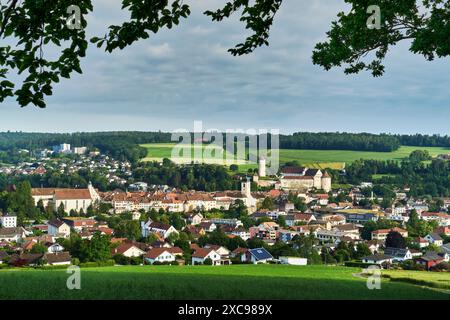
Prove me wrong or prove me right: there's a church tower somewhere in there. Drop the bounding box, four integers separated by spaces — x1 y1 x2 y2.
241 178 252 198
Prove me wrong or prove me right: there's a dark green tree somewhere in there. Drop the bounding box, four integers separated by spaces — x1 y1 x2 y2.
385 231 406 248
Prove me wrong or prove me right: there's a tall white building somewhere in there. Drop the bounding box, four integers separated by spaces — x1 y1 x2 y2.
53 143 71 154
0 214 17 228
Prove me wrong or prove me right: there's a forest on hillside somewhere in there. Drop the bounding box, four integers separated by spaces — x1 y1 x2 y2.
1 131 450 164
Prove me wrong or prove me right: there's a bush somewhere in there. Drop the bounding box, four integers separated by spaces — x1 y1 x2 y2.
400 260 425 271
38 264 71 270
79 260 115 268
344 261 378 268
430 262 449 272
204 258 213 265
113 254 130 265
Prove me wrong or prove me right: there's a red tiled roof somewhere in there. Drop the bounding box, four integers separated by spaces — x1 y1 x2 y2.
192 248 214 258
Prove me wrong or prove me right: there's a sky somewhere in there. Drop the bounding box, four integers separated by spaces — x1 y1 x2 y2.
1 0 449 134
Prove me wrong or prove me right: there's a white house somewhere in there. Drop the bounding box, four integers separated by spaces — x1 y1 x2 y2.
0 214 17 228
241 248 273 264
425 233 444 246
112 243 146 258
384 247 412 262
192 248 222 265
141 220 179 239
145 247 183 264
0 227 27 243
47 219 71 238
186 213 203 225
44 252 72 266
362 254 393 265
204 245 230 258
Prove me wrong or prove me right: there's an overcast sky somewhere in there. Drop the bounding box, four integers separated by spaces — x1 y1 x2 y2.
1 0 449 134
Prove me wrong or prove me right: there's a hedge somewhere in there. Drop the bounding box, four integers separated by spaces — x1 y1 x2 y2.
344 261 379 268
78 260 115 268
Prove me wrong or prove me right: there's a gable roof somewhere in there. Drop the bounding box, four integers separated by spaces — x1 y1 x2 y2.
305 169 320 176
418 251 445 262
44 252 71 264
149 221 172 231
427 233 443 241
192 248 216 259
47 219 67 228
281 166 306 174
112 243 145 255
362 254 392 262
248 248 273 261
54 189 92 200
145 248 173 259
384 247 410 258
232 247 248 255
0 227 25 237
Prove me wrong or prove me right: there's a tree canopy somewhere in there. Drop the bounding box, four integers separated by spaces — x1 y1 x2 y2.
1 0 448 107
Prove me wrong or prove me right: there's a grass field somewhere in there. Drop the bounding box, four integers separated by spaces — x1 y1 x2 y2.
141 143 450 170
383 270 450 291
0 265 448 300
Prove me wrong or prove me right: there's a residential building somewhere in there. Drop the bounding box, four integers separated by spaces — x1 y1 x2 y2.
424 233 444 246
112 243 146 258
371 227 408 241
192 248 222 265
0 227 27 243
241 248 273 264
141 220 179 239
0 214 17 228
47 219 71 238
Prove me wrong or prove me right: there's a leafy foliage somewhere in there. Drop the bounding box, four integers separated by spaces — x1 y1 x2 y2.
312 0 450 76
1 0 447 107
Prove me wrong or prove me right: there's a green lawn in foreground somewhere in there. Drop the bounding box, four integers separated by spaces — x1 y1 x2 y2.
0 265 448 300
140 143 450 170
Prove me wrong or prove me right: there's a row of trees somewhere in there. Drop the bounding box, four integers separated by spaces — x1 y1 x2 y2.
133 159 240 191
280 132 401 152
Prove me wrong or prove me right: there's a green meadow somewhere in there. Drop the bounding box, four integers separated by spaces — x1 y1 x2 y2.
140 143 450 170
0 265 448 300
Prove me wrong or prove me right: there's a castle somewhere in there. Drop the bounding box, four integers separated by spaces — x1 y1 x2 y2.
256 158 332 192
278 166 331 192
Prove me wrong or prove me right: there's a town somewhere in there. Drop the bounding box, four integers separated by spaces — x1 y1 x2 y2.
0 142 449 272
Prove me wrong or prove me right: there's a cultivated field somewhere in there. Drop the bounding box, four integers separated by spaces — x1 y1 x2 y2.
141 143 449 170
0 265 448 300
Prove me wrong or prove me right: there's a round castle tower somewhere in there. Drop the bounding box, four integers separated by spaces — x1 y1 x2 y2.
321 171 332 192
